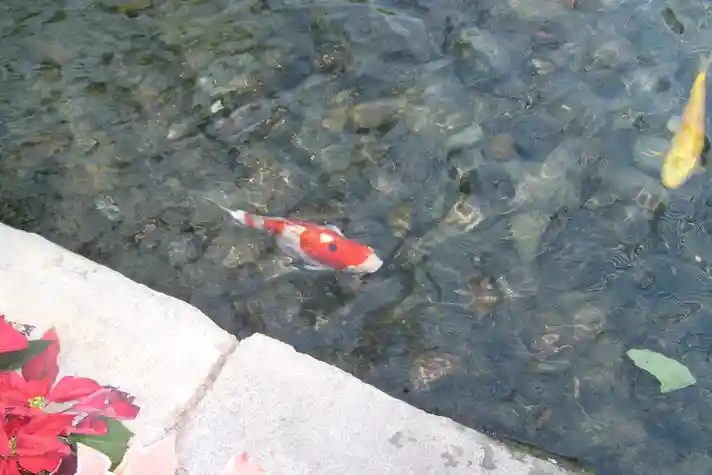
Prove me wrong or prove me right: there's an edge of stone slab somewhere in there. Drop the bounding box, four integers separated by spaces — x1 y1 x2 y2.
180 333 585 475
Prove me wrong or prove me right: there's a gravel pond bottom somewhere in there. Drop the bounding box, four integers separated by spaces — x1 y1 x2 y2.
4 0 712 473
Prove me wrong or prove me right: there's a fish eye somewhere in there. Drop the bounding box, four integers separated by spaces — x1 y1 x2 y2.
328 243 338 252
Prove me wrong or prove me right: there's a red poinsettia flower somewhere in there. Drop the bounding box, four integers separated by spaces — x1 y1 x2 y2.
70 387 140 435
0 322 140 436
0 412 74 475
0 316 28 354
0 329 102 421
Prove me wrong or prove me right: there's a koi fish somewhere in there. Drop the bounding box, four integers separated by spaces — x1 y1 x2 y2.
661 55 712 189
205 197 383 274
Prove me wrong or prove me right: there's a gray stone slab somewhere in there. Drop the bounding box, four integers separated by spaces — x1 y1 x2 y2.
0 223 236 444
179 333 577 475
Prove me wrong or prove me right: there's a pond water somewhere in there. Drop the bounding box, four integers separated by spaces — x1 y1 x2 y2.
3 0 712 473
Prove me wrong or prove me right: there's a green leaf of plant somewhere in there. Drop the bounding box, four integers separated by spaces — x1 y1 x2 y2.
0 340 52 371
70 419 134 469
626 348 696 393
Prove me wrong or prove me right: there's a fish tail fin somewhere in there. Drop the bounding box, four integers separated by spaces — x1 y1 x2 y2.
203 196 252 227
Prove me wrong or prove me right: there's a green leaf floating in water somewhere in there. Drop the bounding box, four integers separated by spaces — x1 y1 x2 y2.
626 348 696 393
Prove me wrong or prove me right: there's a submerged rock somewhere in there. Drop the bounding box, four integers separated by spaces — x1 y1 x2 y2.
409 352 461 391
443 196 486 231
487 133 518 160
446 123 484 152
387 202 413 237
336 6 437 63
455 275 501 313
510 211 550 264
606 166 669 212
95 195 121 221
456 27 510 75
350 98 404 129
322 107 349 132
318 143 355 173
167 235 202 267
572 303 606 341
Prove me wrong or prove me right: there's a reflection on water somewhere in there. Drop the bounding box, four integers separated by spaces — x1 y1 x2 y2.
3 0 712 473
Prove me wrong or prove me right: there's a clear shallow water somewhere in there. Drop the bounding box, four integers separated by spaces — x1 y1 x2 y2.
3 0 712 473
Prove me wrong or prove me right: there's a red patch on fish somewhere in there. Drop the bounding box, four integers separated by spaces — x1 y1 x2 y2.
298 227 377 271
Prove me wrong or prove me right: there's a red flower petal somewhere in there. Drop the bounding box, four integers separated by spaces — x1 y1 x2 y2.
223 452 267 475
0 420 12 457
71 388 140 420
70 416 108 436
18 454 65 474
2 405 33 418
0 459 21 475
104 399 140 420
4 371 49 398
0 373 29 407
47 377 102 403
15 432 70 458
21 413 76 439
3 415 29 437
21 328 60 395
0 317 28 354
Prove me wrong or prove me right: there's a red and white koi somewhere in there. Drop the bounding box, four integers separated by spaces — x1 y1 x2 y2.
205 198 383 274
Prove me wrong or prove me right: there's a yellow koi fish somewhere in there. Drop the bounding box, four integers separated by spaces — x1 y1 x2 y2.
661 55 712 189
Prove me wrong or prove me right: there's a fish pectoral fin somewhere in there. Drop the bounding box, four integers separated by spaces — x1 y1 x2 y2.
327 224 344 236
276 238 304 261
276 238 332 271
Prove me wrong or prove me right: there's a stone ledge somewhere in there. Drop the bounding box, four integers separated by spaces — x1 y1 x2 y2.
178 333 576 475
